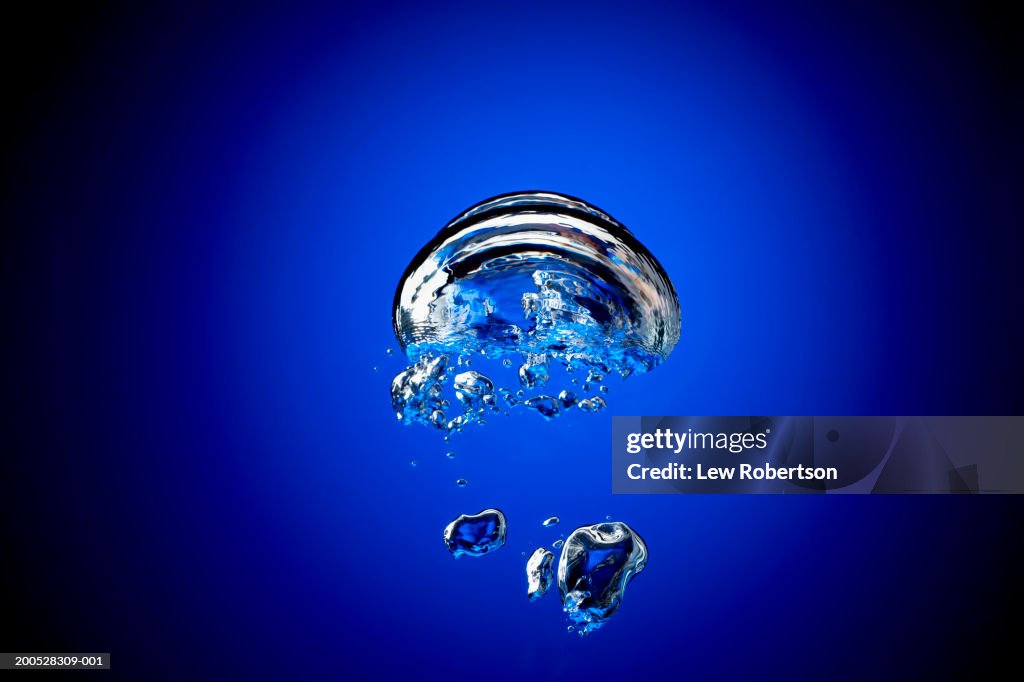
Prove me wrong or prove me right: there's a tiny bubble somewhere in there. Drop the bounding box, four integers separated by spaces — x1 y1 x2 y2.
410 460 417 467
446 451 456 459
456 478 468 487
599 385 609 393
385 348 394 356
372 366 380 372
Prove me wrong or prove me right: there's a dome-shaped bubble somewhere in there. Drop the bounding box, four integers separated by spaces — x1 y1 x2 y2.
393 192 680 377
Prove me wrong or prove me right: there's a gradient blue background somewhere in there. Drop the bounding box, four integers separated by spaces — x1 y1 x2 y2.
2 1 1021 679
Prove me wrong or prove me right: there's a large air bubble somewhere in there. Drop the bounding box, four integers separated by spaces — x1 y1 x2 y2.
391 192 680 432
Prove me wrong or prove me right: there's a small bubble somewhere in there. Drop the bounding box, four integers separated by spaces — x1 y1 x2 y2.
582 383 591 392
599 385 609 393
372 366 380 372
502 358 512 367
410 460 418 467
567 626 574 633
553 539 564 549
385 348 394 356
443 509 506 558
605 515 612 521
446 451 456 459
456 478 468 487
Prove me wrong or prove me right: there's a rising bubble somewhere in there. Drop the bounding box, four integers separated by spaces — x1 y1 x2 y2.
390 192 680 431
443 509 507 558
526 548 555 601
558 521 648 635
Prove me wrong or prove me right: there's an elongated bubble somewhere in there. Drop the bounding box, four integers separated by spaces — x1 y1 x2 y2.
526 548 555 601
558 521 648 635
390 192 680 431
443 509 507 558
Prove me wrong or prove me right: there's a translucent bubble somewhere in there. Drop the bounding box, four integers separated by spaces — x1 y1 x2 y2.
558 521 648 635
389 192 680 431
410 460 417 467
386 348 394 356
445 451 456 459
523 395 560 419
553 539 564 549
453 371 495 413
599 385 609 394
518 354 550 389
557 390 577 408
391 355 449 429
394 192 679 371
456 478 468 488
443 509 506 558
577 396 607 413
372 366 379 372
542 516 560 528
526 548 555 601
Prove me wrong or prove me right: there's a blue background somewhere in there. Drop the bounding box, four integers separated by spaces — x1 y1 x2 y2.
2 1 1021 679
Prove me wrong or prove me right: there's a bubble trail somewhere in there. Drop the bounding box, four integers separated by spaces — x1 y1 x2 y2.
443 509 507 558
558 521 648 635
526 548 555 601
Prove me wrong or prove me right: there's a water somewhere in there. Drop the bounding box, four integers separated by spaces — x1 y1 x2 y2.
390 192 680 433
394 194 663 635
443 509 507 558
526 548 555 601
557 522 649 635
